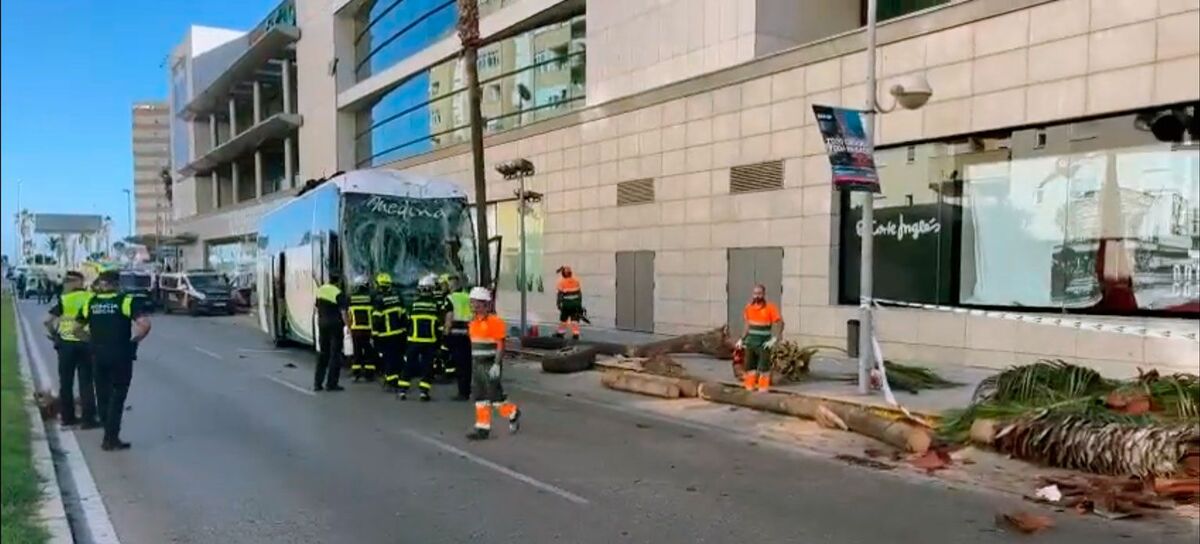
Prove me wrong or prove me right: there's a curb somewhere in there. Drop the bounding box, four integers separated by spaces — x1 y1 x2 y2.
11 298 74 544
593 358 943 423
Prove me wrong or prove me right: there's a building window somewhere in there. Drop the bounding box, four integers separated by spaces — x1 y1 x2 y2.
838 103 1200 317
354 0 459 81
477 49 501 71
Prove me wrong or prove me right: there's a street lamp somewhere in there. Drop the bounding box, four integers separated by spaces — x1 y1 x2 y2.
859 0 934 394
495 158 537 335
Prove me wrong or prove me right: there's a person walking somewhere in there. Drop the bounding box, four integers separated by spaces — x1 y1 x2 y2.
371 273 407 391
78 271 152 450
735 284 784 393
465 287 519 440
442 274 473 401
346 276 377 382
314 273 348 392
399 274 442 401
44 271 98 428
555 266 584 340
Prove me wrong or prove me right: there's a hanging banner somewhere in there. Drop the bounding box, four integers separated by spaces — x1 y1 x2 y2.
812 105 879 192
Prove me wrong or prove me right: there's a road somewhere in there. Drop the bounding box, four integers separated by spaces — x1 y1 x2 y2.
14 299 1197 544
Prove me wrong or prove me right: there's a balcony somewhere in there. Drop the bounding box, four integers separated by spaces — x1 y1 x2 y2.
182 24 299 120
179 112 302 176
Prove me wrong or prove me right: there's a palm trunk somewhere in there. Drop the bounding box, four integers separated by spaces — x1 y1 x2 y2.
458 0 490 287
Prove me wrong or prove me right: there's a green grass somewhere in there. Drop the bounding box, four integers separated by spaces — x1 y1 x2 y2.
1 294 49 544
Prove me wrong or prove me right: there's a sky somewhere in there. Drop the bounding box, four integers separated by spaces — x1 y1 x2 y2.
0 0 281 259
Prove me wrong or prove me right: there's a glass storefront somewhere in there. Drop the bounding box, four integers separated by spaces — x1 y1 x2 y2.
485 199 545 296
355 14 586 167
206 237 258 277
840 104 1200 316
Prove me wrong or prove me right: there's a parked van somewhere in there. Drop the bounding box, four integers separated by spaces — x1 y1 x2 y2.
159 270 235 315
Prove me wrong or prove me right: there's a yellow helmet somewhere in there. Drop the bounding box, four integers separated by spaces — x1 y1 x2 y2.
375 272 392 286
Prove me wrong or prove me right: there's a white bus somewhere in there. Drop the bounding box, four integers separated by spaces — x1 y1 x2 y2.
256 170 497 347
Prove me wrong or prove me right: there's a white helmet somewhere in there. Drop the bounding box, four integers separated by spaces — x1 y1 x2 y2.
469 287 492 302
418 274 437 288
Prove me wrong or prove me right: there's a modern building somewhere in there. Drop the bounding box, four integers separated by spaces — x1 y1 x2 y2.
172 0 1200 375
131 102 172 237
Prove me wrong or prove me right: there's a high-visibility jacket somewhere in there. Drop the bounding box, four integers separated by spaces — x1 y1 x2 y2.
446 290 472 335
315 283 344 327
468 314 507 360
348 293 374 331
372 291 405 338
743 301 782 342
407 295 443 344
557 276 582 308
57 291 92 342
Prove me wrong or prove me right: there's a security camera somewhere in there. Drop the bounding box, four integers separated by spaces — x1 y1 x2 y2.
889 74 933 110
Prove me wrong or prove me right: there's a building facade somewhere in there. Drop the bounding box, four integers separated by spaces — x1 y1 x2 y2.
131 102 171 236
173 0 1200 375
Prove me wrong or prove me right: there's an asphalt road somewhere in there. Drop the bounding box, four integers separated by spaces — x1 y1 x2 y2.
16 300 1197 544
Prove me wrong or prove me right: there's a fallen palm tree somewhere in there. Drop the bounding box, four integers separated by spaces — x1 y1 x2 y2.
941 360 1200 478
631 327 735 359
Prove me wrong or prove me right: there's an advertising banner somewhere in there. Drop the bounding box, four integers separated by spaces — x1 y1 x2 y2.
812 105 879 192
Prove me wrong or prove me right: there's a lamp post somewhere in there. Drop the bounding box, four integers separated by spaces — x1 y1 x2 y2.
496 158 537 335
858 0 933 394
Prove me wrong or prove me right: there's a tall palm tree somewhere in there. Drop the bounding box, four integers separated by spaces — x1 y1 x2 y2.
457 0 491 287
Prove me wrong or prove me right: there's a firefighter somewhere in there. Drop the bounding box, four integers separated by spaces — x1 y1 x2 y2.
466 287 520 440
372 273 406 391
346 276 376 382
78 270 152 450
44 271 98 428
555 265 584 340
442 273 473 401
314 273 347 392
399 274 442 401
735 284 784 392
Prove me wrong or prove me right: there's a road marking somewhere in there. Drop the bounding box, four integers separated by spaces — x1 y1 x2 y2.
401 429 590 505
264 375 316 396
236 348 281 354
193 346 224 360
17 304 123 544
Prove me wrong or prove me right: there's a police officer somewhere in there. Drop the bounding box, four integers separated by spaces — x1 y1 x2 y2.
78 270 152 450
314 273 347 392
44 271 98 428
346 276 377 382
372 273 407 391
399 274 442 401
442 274 473 401
466 287 520 440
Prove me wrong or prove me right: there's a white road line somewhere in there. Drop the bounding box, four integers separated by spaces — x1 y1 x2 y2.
402 429 590 505
264 375 317 396
17 304 123 544
193 346 224 360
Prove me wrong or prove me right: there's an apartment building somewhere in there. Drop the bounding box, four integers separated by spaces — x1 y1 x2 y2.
131 102 171 237
172 0 1200 374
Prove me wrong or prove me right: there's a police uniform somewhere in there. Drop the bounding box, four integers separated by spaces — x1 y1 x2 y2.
347 287 377 381
49 289 97 426
314 281 347 391
444 287 473 399
78 291 144 447
399 293 442 400
372 284 407 390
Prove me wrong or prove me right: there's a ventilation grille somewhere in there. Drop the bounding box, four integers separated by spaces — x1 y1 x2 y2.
617 178 656 206
730 160 784 193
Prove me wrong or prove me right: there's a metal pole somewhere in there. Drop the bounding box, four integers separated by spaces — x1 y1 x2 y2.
123 189 133 239
15 179 21 266
859 0 879 395
518 174 528 335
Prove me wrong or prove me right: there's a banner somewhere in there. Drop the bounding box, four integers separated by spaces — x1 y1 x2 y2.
812 105 879 192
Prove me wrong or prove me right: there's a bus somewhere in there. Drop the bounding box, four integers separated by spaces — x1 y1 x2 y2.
256 169 498 347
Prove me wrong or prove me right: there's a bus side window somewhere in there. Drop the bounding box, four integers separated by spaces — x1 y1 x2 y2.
327 232 342 281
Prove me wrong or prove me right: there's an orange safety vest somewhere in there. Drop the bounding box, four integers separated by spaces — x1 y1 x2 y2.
468 314 507 359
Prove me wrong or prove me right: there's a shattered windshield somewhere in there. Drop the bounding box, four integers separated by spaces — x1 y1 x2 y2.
342 192 475 290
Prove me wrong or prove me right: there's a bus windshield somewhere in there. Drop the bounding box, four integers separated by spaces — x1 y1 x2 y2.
342 192 475 289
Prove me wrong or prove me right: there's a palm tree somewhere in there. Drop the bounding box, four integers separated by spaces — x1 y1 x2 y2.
46 236 64 264
457 0 491 286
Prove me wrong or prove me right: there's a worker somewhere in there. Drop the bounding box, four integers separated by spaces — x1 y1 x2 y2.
466 287 520 440
43 271 98 428
555 266 583 340
346 276 377 382
372 272 407 391
314 273 347 392
77 270 152 451
399 274 442 401
442 273 473 401
735 284 784 392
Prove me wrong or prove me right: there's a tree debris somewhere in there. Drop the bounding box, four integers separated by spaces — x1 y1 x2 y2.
996 511 1054 534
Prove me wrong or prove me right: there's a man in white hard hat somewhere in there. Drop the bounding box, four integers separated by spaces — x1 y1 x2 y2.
399 274 443 401
466 286 520 440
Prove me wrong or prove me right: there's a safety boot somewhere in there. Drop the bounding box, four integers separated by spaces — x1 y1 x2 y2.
466 428 490 440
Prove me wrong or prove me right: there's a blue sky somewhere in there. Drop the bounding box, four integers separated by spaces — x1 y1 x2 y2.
0 0 280 258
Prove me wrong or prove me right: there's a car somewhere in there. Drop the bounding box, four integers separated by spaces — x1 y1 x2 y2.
158 270 235 316
119 270 157 312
